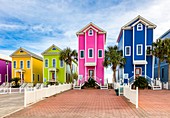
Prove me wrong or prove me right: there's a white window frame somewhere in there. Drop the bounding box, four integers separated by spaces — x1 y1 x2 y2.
98 49 103 58
45 59 49 68
137 23 143 31
20 60 24 69
146 45 152 55
125 46 131 56
137 44 143 55
13 61 17 69
0 74 1 82
88 48 93 58
80 50 84 59
60 60 64 68
88 29 93 36
27 60 31 69
52 58 56 68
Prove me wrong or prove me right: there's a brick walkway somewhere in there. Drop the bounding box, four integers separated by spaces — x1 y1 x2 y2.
139 90 170 117
5 89 146 118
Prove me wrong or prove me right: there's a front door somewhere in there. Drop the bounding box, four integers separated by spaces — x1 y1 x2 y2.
88 70 94 79
135 68 142 78
52 72 55 80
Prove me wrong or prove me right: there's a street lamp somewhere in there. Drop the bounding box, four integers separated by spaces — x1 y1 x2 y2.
6 61 9 83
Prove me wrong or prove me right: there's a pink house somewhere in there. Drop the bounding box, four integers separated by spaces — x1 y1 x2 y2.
76 22 106 85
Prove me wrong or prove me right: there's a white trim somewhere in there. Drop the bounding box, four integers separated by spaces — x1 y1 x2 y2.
98 49 103 58
123 30 124 79
125 46 131 56
85 62 96 66
80 50 85 59
60 60 64 68
145 26 147 61
133 60 148 65
20 60 24 69
52 58 56 68
152 56 155 79
133 27 134 62
26 60 31 69
44 59 49 68
88 29 93 36
136 44 143 55
137 23 143 31
88 48 93 58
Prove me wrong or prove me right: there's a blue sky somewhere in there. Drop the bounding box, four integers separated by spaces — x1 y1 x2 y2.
0 0 170 58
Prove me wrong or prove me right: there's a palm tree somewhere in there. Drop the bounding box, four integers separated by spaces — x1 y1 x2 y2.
59 47 78 83
152 39 165 80
103 46 126 83
163 38 170 82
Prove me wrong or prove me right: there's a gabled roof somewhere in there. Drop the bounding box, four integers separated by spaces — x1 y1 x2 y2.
76 22 107 35
0 57 11 62
41 44 62 55
10 47 43 61
117 15 157 43
158 29 170 40
122 15 157 29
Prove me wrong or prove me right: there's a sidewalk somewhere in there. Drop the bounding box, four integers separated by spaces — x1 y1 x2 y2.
5 89 147 118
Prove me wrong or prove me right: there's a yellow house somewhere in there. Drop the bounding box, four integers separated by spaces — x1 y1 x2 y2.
10 47 43 85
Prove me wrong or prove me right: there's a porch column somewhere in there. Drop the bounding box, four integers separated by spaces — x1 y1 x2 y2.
145 64 146 78
55 69 57 82
21 70 22 84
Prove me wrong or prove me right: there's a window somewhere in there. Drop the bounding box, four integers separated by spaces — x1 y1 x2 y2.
137 44 143 55
146 45 152 55
52 47 56 50
13 61 16 68
38 75 40 81
52 59 56 67
60 60 64 67
0 74 1 82
20 61 24 69
45 59 48 67
88 29 93 36
98 50 102 58
125 46 131 56
33 74 34 81
137 23 143 31
161 68 164 79
88 49 93 58
27 61 30 68
80 50 84 58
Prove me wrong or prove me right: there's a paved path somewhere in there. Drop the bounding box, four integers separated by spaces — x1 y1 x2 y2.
139 90 170 117
0 93 24 118
5 89 147 118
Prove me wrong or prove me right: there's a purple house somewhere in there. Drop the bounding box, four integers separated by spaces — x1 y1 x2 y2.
0 58 12 85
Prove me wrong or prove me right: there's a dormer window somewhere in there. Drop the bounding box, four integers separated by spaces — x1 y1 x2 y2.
88 29 93 36
137 23 143 31
52 47 56 50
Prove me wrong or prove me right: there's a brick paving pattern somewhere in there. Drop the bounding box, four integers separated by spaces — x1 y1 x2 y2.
139 89 170 118
5 89 146 118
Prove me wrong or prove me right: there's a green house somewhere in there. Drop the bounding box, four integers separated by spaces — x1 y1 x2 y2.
41 44 66 83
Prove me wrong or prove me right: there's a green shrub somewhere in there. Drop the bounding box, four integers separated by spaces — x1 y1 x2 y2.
133 76 148 89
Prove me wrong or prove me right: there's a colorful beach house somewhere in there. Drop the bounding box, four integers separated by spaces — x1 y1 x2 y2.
154 29 170 84
117 15 156 83
10 47 43 85
0 57 11 84
42 44 67 83
76 22 106 85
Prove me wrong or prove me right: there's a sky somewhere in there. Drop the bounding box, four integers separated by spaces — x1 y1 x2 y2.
0 0 170 78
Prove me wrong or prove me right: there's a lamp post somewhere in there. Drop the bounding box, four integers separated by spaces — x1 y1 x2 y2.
6 61 9 83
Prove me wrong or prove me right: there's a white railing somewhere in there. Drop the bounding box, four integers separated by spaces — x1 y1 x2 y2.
24 83 72 107
124 86 138 108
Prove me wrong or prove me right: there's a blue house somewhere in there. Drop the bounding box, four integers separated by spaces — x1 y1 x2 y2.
117 15 157 84
154 29 170 83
